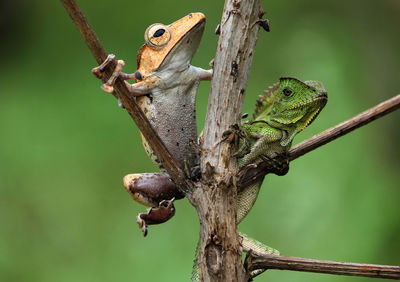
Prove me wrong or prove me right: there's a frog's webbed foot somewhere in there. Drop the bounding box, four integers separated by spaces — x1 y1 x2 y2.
123 173 184 236
136 198 176 237
259 151 289 176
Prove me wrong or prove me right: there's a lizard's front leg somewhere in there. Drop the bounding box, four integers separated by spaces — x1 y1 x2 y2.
222 124 253 158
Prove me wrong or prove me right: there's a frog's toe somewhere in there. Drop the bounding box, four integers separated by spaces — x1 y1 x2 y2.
117 98 125 109
136 213 149 237
101 84 114 93
135 198 176 237
91 54 116 78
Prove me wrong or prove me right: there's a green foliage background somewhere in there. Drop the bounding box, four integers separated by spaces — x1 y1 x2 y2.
1 0 399 281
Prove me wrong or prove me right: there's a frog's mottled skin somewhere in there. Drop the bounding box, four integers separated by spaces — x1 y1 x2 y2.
133 13 212 168
124 13 212 234
93 13 212 235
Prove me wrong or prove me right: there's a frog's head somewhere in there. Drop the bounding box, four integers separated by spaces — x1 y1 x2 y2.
269 77 328 146
136 13 206 79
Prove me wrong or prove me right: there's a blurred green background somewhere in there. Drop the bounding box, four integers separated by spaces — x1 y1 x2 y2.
1 0 399 281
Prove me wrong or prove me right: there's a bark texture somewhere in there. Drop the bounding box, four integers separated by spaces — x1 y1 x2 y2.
61 1 400 281
188 0 263 281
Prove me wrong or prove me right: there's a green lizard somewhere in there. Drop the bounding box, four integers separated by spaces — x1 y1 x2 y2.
235 77 327 224
192 77 327 280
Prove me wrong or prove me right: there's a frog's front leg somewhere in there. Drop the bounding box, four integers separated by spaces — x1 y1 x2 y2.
123 173 184 236
194 67 213 81
92 54 158 98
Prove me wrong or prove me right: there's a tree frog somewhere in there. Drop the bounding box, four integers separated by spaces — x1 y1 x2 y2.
93 13 212 235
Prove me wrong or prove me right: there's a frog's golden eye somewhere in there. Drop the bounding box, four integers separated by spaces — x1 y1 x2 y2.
145 24 171 49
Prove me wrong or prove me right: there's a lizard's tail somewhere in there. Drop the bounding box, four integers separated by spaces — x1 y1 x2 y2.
191 240 200 281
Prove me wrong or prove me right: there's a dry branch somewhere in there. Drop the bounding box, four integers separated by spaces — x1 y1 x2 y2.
61 1 400 281
246 253 400 280
192 1 263 280
238 94 400 188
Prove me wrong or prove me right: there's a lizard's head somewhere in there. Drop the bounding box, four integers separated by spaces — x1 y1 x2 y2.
268 77 327 146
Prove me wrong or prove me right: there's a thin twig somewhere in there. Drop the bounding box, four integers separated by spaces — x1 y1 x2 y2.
246 253 400 280
60 0 189 190
290 94 400 161
238 94 400 188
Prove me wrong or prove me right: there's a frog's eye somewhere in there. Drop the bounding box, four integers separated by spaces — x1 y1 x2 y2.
282 87 293 97
145 24 171 49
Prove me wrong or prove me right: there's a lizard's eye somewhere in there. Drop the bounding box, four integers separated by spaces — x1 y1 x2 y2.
282 88 292 97
145 24 171 49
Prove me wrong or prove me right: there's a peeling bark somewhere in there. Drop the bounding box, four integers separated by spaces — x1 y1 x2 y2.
188 0 264 281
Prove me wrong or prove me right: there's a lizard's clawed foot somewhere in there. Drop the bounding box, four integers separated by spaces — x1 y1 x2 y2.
223 124 242 143
223 124 251 158
136 198 176 237
259 151 289 176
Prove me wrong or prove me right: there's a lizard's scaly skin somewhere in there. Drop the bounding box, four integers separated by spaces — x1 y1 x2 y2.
192 78 327 281
236 77 327 223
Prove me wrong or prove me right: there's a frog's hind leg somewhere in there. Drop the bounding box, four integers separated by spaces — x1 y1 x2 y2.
123 173 184 207
136 198 176 237
123 173 185 236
